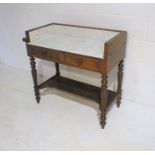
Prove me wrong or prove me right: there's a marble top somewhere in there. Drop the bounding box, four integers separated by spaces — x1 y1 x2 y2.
28 24 119 58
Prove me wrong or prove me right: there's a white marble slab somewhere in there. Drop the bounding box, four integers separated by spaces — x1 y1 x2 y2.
28 24 119 58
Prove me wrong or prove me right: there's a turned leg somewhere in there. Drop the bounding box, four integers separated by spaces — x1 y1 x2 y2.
100 75 108 129
116 60 124 107
29 57 40 103
55 62 60 76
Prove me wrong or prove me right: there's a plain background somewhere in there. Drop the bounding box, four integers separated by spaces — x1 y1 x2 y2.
0 3 155 109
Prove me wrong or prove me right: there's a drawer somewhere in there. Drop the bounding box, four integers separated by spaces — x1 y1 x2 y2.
63 54 100 72
27 44 101 72
27 45 60 62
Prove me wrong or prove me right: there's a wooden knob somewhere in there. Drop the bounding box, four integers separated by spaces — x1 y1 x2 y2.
76 58 83 65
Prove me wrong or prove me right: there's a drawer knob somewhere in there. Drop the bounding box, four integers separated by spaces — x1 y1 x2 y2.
76 58 83 65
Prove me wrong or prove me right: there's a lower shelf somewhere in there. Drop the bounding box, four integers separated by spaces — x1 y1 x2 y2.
39 75 118 107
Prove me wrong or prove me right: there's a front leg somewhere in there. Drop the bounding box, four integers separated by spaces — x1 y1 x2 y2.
29 57 40 103
116 60 124 107
100 75 108 129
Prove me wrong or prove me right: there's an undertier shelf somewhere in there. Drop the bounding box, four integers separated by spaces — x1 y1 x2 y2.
38 75 118 107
